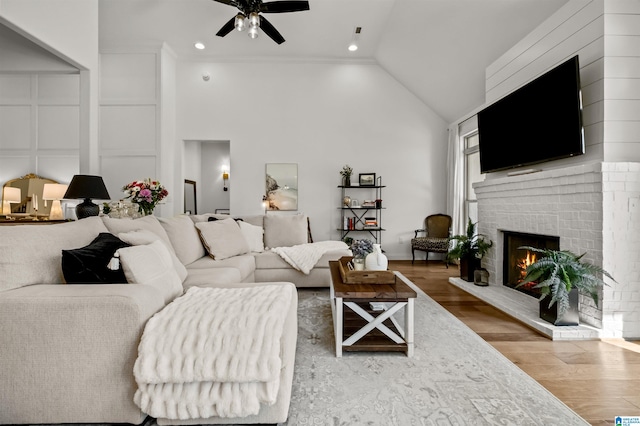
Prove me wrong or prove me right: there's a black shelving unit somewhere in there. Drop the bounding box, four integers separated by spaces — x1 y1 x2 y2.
338 181 385 244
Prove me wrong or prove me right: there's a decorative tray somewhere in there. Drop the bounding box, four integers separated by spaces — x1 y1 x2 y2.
337 256 396 285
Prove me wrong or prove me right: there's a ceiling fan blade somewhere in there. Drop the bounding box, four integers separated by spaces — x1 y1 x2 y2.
259 15 285 44
260 1 310 13
216 16 236 37
212 0 236 6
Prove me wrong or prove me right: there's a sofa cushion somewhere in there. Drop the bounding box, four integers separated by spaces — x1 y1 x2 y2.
158 215 205 265
181 268 243 290
117 230 188 283
239 221 265 253
61 233 131 284
186 254 256 282
0 216 108 292
189 213 230 223
195 218 250 260
102 216 174 254
117 240 183 304
263 214 308 248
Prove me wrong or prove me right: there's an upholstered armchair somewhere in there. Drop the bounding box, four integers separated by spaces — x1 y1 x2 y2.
411 214 452 266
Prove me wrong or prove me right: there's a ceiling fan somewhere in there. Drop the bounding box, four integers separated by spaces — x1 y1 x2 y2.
213 0 310 45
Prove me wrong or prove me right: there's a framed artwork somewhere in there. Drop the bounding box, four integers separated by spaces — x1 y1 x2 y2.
265 163 298 211
359 173 376 186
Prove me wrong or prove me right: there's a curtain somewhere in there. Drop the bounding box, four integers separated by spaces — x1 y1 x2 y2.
446 122 465 238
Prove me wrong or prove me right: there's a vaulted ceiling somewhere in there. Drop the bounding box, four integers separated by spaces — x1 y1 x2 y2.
93 1 570 123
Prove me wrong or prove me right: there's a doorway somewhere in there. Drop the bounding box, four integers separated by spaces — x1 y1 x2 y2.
183 140 230 214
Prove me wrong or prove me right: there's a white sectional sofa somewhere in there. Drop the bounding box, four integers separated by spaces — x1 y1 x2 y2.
0 213 350 425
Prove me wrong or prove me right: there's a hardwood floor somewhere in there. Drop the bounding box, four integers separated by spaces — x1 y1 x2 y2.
390 260 640 426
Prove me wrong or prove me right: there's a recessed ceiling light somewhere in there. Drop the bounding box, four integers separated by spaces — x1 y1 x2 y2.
194 42 205 50
347 26 362 52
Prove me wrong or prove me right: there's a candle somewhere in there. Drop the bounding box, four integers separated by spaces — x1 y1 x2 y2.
33 194 38 210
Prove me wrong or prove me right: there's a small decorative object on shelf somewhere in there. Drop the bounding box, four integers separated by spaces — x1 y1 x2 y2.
340 165 353 187
122 178 168 216
359 173 376 186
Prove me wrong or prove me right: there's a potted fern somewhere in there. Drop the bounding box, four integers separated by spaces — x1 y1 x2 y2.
447 218 493 282
517 246 615 326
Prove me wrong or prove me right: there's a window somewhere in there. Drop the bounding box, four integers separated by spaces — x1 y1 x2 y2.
463 131 483 224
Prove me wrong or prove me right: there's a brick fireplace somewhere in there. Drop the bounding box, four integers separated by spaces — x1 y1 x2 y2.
470 162 640 339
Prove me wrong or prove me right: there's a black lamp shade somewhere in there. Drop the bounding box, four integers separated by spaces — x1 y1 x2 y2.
63 175 111 219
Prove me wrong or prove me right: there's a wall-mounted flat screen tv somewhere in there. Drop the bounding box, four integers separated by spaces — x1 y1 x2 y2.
477 55 584 173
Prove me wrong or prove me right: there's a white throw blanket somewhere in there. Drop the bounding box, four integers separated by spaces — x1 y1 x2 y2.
133 284 293 420
271 241 349 274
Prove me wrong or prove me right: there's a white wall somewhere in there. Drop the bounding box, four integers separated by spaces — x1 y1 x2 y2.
177 60 448 259
0 0 100 175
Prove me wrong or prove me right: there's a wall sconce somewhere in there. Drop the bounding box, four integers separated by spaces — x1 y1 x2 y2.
222 170 229 191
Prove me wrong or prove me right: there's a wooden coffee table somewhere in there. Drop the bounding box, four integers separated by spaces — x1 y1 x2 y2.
329 261 417 357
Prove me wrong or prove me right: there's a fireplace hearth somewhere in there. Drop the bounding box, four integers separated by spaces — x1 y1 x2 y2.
503 231 559 297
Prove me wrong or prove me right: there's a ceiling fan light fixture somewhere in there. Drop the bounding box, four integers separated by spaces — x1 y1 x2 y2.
248 26 259 39
249 12 260 29
234 13 246 31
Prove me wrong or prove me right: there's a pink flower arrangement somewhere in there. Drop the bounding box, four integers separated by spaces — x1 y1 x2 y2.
122 178 168 216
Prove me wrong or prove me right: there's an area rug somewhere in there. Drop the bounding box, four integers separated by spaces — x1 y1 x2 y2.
285 274 589 426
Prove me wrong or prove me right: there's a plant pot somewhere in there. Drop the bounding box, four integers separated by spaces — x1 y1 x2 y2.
459 256 480 282
539 288 579 326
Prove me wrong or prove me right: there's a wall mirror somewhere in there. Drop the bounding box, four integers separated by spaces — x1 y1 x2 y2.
2 173 57 217
184 179 197 214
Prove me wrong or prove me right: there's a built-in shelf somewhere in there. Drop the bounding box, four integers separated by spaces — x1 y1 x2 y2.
448 277 604 340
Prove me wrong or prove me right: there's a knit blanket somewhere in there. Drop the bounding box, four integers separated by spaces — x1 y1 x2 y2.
133 284 294 419
271 241 349 274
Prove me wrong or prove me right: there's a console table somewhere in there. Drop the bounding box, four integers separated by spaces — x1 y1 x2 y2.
329 261 416 357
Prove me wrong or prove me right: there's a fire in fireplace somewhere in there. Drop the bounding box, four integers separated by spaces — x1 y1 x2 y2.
503 231 559 297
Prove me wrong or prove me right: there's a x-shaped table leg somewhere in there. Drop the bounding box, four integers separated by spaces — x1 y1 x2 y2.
342 301 407 346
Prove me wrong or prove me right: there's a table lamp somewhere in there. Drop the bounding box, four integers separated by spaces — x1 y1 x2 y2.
42 183 69 220
2 186 21 216
63 175 110 219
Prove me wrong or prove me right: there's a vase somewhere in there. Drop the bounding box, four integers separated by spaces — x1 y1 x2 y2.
365 244 388 271
136 203 155 217
459 256 480 282
344 176 351 187
353 256 365 271
540 288 579 326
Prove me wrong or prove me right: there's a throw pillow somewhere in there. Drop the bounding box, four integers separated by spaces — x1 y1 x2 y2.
61 233 131 284
263 214 308 248
102 216 175 254
238 220 264 253
117 240 183 304
158 215 206 265
195 218 250 260
117 230 188 283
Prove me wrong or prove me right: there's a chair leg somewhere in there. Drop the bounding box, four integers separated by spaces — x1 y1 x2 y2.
424 251 429 264
411 248 415 264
